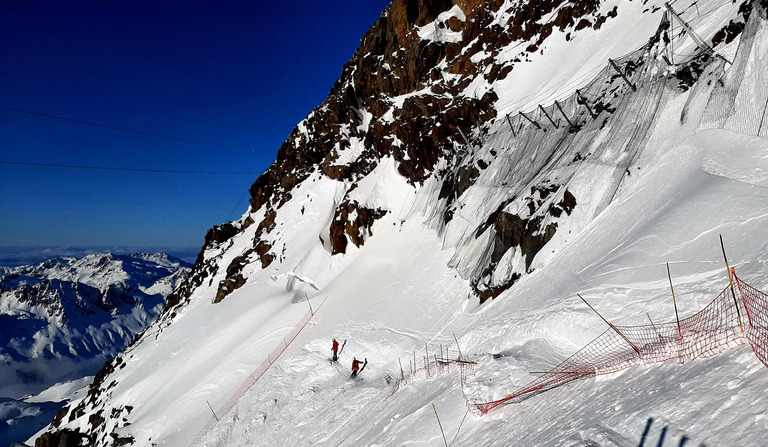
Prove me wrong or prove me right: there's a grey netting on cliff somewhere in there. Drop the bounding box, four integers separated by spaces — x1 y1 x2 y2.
477 18 672 203
698 7 768 137
472 271 768 415
445 14 681 295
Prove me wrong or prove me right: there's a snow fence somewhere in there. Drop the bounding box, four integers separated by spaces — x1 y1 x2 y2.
474 271 768 414
193 307 315 441
388 346 475 397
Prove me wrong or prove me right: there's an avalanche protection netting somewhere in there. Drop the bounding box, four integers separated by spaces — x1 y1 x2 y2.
474 270 768 414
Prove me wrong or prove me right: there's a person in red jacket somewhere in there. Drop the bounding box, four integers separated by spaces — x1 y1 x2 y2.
351 357 363 378
331 338 339 362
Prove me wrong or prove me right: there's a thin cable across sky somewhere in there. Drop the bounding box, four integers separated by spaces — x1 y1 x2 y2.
0 160 258 175
0 104 254 152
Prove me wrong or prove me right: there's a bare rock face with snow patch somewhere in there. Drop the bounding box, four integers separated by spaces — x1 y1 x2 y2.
173 0 632 306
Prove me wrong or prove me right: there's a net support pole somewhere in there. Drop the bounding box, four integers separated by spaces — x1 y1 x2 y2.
646 313 664 342
206 400 219 422
665 2 731 64
505 114 517 137
457 127 471 146
575 90 597 119
608 58 637 92
539 105 559 128
720 235 744 332
667 263 682 339
577 293 641 355
733 267 754 326
453 332 463 361
554 100 576 129
306 295 314 315
519 111 542 130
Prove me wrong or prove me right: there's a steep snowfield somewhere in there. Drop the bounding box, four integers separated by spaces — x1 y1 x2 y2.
47 131 768 446
189 130 768 447
32 0 768 445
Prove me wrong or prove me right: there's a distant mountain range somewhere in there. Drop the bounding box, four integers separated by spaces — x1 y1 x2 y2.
0 252 190 445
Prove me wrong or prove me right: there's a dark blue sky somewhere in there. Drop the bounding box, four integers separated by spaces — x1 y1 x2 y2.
0 0 389 264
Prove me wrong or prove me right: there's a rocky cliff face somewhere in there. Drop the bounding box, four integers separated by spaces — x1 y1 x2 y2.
168 0 659 315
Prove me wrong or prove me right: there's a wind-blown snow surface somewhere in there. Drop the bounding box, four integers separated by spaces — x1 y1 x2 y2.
36 0 768 445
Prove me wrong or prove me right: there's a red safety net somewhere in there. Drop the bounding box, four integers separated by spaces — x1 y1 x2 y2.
737 276 768 367
474 271 768 414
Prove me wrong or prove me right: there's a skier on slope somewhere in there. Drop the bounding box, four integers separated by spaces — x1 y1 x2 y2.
331 338 339 362
351 357 363 378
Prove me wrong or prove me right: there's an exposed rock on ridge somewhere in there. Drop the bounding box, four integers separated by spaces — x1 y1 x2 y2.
176 0 624 306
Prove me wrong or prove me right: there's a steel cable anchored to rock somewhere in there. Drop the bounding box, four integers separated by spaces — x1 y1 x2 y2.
473 270 768 414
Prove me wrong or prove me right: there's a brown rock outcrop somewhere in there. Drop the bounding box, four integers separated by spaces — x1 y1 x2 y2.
329 201 389 255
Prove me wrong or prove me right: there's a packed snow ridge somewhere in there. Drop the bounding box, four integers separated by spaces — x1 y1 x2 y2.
30 0 768 446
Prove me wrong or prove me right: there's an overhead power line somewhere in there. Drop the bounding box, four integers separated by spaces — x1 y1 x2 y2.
0 160 258 175
0 104 253 151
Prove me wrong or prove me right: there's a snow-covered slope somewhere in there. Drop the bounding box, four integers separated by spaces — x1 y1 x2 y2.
32 0 768 446
0 253 189 446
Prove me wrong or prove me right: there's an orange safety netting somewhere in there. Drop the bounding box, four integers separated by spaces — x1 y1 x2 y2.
474 271 768 414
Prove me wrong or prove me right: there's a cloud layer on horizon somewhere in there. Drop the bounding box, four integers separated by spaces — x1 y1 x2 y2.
0 246 200 267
